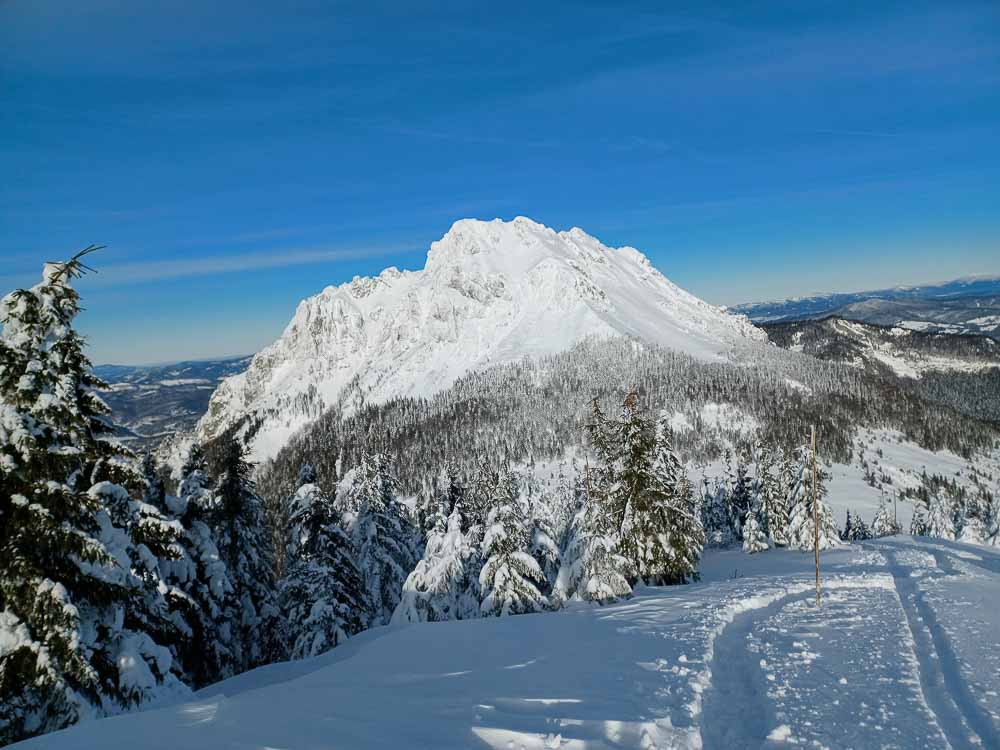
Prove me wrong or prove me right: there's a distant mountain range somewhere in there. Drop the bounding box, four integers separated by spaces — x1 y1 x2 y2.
94 357 252 448
729 276 1000 339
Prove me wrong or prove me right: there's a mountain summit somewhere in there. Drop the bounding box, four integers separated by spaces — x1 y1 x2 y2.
199 217 765 459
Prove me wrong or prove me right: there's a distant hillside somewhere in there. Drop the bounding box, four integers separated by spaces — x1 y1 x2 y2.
762 316 1000 423
94 356 252 448
731 276 1000 339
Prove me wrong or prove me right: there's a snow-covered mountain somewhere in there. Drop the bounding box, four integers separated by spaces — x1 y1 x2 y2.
198 217 765 459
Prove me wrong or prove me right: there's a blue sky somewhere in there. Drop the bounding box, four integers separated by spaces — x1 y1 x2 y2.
2 0 998 364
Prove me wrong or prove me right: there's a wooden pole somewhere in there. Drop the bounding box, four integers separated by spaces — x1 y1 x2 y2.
812 425 820 607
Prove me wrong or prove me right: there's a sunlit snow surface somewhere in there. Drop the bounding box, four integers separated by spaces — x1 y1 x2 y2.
22 538 1000 750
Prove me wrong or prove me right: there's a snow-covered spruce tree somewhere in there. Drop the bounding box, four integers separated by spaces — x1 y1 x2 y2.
909 501 929 536
435 462 466 525
555 462 632 604
742 503 770 553
620 414 704 584
785 445 839 551
391 506 480 623
700 477 732 547
924 491 956 541
770 449 798 547
158 444 238 688
961 486 998 546
980 486 999 547
279 466 368 659
478 466 549 616
842 510 859 542
754 443 786 546
669 467 705 578
727 449 754 543
0 251 187 744
411 477 437 539
550 460 583 545
855 515 872 541
528 491 561 593
463 458 495 539
607 391 654 582
351 452 417 625
871 498 901 538
210 435 287 670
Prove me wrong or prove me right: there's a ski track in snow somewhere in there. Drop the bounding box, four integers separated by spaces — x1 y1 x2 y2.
870 540 1000 750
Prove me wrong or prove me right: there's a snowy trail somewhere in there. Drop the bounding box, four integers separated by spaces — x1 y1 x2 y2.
870 540 1000 749
699 591 811 749
18 539 1000 750
874 543 994 749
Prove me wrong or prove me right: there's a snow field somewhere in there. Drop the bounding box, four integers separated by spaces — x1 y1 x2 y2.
880 539 1000 748
18 539 1000 750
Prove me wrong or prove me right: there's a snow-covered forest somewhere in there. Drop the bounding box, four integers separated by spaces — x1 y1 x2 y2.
3 250 999 747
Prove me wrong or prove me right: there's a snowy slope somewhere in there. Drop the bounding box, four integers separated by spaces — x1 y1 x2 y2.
23 537 1000 749
730 275 1000 334
199 217 765 459
763 317 1000 379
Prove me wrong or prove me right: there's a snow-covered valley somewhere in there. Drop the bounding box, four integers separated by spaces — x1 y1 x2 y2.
22 537 1000 750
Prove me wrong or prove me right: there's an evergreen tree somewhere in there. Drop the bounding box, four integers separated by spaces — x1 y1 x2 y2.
742 503 770 553
770 450 797 547
700 477 732 547
550 461 582 545
528 498 561 594
610 391 656 547
555 463 632 604
924 491 955 540
785 445 839 550
727 450 754 542
871 498 901 538
438 462 466 521
351 452 417 625
478 467 549 616
462 459 494 540
755 444 786 545
671 469 705 578
159 445 238 688
910 501 929 536
391 507 480 623
211 436 287 670
0 252 187 743
620 416 704 584
280 467 368 659
841 510 873 542
842 509 858 541
979 487 999 547
855 516 872 541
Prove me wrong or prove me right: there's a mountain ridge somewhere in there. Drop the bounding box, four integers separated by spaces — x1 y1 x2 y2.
198 217 766 460
730 276 1000 336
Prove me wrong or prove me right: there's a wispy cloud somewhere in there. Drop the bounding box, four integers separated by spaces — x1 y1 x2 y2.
1 243 413 290
793 128 904 139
